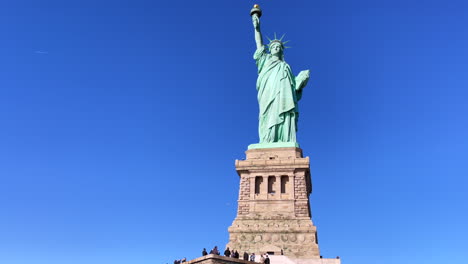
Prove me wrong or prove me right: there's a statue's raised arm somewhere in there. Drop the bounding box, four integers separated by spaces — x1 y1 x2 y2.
251 5 263 49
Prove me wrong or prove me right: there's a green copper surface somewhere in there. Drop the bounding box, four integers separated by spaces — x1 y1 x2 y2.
251 8 310 145
248 142 300 150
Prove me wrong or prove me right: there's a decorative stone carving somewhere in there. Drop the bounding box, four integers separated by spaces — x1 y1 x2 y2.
289 234 297 242
309 234 315 242
272 234 279 242
281 234 288 242
297 234 305 242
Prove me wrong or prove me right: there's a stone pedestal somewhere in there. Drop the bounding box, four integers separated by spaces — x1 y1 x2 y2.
227 147 320 259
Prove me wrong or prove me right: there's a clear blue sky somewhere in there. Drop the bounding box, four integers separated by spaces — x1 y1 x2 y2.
1 0 467 263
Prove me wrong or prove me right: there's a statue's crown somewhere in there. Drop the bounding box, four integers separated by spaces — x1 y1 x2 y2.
267 33 290 50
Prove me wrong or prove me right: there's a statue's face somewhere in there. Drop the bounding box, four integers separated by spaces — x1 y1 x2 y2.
270 43 283 56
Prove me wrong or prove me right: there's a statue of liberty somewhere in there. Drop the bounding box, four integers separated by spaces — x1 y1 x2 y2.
250 5 310 146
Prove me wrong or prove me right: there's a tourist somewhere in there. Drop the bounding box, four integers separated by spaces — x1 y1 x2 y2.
259 254 265 264
249 253 255 262
243 252 249 260
202 248 208 256
224 247 231 257
211 246 220 255
234 250 239 258
264 254 270 264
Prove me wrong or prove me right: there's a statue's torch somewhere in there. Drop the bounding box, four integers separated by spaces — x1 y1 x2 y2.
250 4 262 18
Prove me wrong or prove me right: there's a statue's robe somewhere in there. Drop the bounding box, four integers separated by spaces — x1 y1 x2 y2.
254 46 302 143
